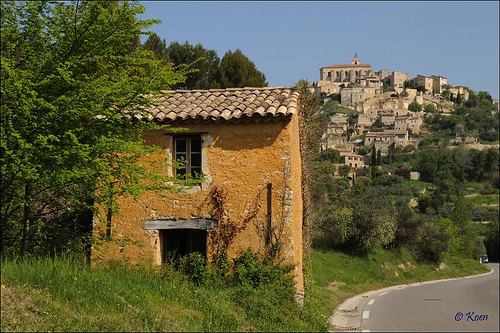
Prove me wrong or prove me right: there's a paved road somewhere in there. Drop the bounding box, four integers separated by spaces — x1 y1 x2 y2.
360 263 499 332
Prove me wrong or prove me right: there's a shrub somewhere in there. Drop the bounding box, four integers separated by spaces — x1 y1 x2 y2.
408 101 423 112
230 249 294 288
392 204 421 249
179 252 210 285
416 218 451 264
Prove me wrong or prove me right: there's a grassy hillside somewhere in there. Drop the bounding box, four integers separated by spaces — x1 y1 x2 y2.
1 248 488 332
308 247 489 330
0 255 326 332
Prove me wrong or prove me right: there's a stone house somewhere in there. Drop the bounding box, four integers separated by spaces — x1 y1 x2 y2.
432 76 447 94
339 152 365 170
340 86 381 109
449 86 470 102
364 130 412 155
390 71 411 91
379 112 395 126
415 74 447 95
91 87 305 291
415 75 434 93
394 115 422 133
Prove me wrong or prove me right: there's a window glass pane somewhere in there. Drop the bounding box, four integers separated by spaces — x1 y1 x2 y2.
191 138 201 152
191 153 201 167
176 153 187 163
191 168 202 176
175 139 186 152
177 168 187 176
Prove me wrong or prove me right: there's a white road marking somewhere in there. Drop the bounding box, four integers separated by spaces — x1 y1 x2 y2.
379 291 388 296
368 299 375 305
362 330 370 332
363 311 370 319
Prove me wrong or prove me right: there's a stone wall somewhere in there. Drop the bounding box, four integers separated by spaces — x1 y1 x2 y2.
91 117 304 290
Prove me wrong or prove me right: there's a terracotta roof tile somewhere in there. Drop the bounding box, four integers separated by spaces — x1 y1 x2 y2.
124 87 299 122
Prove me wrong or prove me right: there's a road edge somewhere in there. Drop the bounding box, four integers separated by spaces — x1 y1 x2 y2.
328 264 495 332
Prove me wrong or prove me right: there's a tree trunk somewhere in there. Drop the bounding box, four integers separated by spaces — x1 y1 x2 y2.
20 184 30 258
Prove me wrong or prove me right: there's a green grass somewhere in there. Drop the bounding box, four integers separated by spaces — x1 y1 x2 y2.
401 180 433 192
1 248 489 332
1 256 326 332
468 194 499 206
308 247 489 330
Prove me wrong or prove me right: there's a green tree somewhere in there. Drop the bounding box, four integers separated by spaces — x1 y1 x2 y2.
408 101 423 112
424 104 437 113
376 149 382 166
0 1 190 257
338 165 352 178
219 49 267 88
371 145 377 166
416 217 452 265
142 32 168 60
166 41 221 89
392 203 421 249
318 148 340 164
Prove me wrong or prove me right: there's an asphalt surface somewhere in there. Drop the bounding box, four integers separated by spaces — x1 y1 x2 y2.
360 263 499 332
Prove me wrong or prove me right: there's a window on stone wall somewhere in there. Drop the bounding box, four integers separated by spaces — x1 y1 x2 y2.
162 229 207 264
173 135 202 178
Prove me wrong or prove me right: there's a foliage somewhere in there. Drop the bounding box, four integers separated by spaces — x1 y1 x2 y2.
408 101 422 112
1 254 322 332
0 1 196 257
416 217 452 265
141 32 168 60
338 165 352 178
424 104 437 113
391 203 421 249
142 36 269 90
317 148 340 164
218 49 267 88
484 217 499 261
166 41 221 89
322 100 359 116
296 80 325 292
314 186 397 255
423 97 498 142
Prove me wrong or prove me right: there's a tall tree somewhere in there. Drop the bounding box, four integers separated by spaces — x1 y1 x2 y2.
166 41 221 90
142 32 169 60
219 49 267 88
1 1 188 257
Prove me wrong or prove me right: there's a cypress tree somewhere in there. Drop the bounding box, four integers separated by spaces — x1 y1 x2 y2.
371 145 377 166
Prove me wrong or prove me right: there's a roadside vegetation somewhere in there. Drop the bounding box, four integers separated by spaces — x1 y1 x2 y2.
1 2 497 332
1 251 328 332
309 247 489 330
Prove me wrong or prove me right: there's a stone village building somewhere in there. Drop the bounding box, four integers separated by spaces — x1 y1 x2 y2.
91 87 305 291
364 129 416 155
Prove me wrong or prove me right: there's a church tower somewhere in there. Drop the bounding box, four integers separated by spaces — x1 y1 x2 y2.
351 53 360 65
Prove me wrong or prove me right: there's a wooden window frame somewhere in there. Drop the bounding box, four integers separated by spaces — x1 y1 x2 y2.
173 135 202 178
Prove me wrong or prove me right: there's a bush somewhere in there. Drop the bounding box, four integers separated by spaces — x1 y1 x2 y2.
424 104 437 113
408 101 423 112
416 218 451 265
179 252 211 285
316 187 397 255
392 204 421 249
230 249 294 288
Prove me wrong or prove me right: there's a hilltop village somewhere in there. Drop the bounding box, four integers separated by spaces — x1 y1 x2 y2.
311 53 499 179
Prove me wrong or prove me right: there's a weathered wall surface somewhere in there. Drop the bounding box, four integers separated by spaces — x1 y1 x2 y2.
91 118 304 290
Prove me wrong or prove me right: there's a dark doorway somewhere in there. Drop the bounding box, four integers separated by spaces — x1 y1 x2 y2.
162 229 207 264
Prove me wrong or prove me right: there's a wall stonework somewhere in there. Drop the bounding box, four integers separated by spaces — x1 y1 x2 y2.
91 118 304 290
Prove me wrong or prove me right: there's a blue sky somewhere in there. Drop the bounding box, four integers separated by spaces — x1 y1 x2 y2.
138 1 499 99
